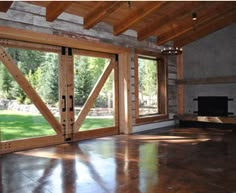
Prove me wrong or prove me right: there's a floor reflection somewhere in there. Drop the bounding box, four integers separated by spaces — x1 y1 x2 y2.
139 143 158 193
1 127 236 193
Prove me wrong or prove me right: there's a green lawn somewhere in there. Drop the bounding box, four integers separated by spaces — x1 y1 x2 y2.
0 110 113 141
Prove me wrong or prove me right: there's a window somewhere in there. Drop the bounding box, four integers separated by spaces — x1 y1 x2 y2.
135 50 168 123
73 51 117 131
0 45 59 141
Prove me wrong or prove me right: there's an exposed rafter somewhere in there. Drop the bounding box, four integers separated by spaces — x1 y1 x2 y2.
113 1 166 36
157 2 236 45
0 1 13 12
46 2 72 22
174 10 236 47
137 2 203 41
0 1 235 47
84 1 123 29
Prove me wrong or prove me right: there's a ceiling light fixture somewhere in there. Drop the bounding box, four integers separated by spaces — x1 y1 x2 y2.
161 47 183 55
192 12 197 21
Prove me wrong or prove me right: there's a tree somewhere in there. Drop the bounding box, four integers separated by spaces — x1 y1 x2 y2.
96 70 114 108
38 53 59 105
2 48 47 103
74 55 114 107
74 56 93 105
16 49 45 74
0 63 14 99
138 58 157 106
0 48 60 105
10 81 27 104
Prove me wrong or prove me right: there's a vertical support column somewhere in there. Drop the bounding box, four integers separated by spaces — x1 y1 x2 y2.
59 47 74 141
114 55 119 130
66 48 74 141
177 53 184 114
118 51 132 134
158 58 168 115
59 47 67 138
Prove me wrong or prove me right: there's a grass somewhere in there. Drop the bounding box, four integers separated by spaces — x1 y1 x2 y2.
0 110 113 141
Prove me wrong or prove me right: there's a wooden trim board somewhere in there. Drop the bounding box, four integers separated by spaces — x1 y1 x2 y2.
176 76 236 85
0 38 60 53
0 135 64 154
73 127 118 141
118 51 132 134
175 114 236 125
177 54 184 114
0 127 119 154
0 26 128 54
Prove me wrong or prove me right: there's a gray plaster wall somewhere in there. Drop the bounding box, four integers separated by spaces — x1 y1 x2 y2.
183 24 236 115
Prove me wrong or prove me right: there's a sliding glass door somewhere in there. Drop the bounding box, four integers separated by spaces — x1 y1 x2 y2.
0 40 119 153
72 50 119 137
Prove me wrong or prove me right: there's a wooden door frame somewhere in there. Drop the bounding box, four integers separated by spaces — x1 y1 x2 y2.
59 47 74 141
0 26 131 154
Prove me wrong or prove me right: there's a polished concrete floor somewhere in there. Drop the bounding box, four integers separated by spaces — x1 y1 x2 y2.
1 127 236 193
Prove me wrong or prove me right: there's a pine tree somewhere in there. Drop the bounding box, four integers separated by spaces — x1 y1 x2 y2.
0 63 14 99
74 57 93 105
38 53 59 105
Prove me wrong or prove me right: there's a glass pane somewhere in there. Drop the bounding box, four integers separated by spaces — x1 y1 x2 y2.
0 47 59 141
74 55 114 131
138 57 158 116
81 71 114 131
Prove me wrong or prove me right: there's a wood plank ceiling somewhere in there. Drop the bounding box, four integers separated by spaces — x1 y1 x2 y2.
0 1 236 47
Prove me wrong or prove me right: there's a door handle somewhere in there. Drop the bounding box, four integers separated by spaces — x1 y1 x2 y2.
62 95 66 112
69 95 73 112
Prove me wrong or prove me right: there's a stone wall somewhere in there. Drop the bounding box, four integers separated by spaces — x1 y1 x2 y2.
0 99 113 117
0 99 12 110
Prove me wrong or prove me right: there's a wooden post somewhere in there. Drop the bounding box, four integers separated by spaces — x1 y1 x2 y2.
114 57 119 130
177 53 184 114
59 47 67 139
119 52 132 134
59 47 74 141
65 48 74 140
158 57 168 115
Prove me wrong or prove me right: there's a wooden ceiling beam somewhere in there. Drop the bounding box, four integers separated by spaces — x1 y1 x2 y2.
0 1 13 12
138 2 203 41
46 2 72 22
157 2 236 45
174 10 236 47
84 1 122 29
113 1 166 36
